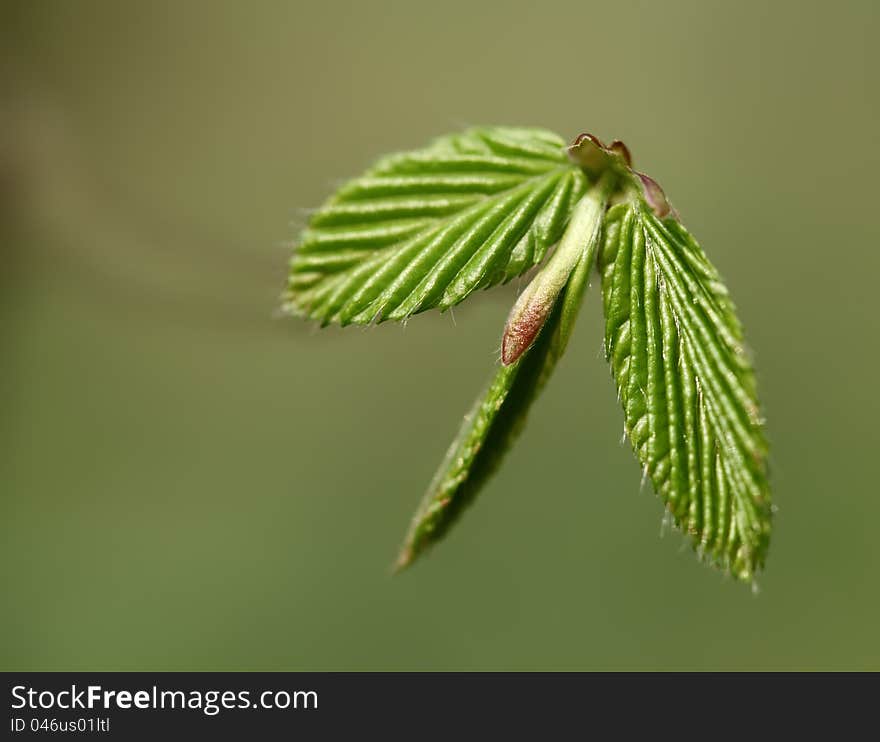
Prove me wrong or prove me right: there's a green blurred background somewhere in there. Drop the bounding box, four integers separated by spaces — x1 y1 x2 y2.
2 0 878 670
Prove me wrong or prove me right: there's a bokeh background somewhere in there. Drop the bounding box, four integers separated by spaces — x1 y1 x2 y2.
3 0 878 670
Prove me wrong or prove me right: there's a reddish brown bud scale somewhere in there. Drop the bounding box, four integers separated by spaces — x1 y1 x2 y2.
635 171 675 219
502 299 550 366
567 132 677 220
608 139 633 167
567 132 632 175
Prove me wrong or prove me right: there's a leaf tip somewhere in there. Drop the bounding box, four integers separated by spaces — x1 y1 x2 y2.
501 300 548 365
391 548 413 575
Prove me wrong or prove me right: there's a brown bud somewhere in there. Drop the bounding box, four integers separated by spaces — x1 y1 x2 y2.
501 290 552 365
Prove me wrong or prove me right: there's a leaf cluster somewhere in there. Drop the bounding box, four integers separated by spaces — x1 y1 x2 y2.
286 127 771 583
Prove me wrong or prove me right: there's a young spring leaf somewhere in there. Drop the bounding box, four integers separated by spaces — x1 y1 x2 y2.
285 125 773 583
395 190 605 570
285 127 588 325
598 198 771 580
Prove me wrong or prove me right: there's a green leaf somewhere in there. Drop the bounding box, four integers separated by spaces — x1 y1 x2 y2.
285 127 587 326
395 189 605 570
598 198 771 580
